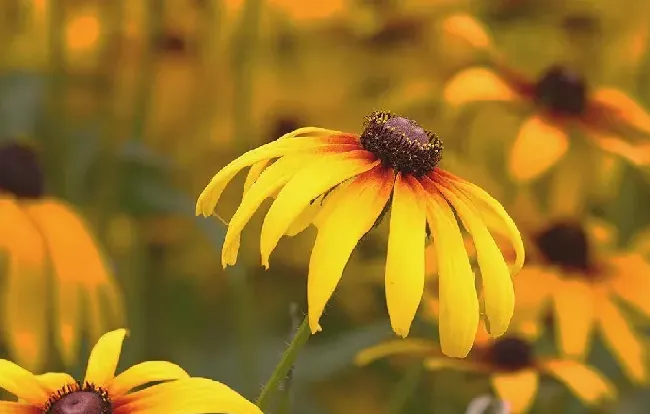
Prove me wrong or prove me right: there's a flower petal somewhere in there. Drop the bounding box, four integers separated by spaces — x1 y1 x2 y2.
587 131 650 166
540 360 616 405
434 179 513 337
508 115 569 183
108 361 190 398
421 178 479 358
84 329 128 387
354 339 438 366
0 401 40 413
284 195 323 236
441 13 491 50
34 372 75 393
511 266 555 338
444 68 519 106
307 167 393 332
113 377 262 414
385 175 427 337
608 254 650 318
490 370 538 414
195 131 359 216
260 151 378 268
590 87 650 134
243 160 271 195
552 280 595 359
0 360 48 406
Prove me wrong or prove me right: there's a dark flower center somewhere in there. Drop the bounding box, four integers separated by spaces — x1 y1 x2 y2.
268 115 304 143
535 66 587 116
0 142 44 199
359 111 443 177
535 221 591 271
45 383 111 414
487 336 534 372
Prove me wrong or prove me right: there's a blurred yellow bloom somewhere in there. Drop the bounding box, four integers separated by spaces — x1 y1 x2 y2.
0 329 261 413
197 111 524 357
0 142 125 372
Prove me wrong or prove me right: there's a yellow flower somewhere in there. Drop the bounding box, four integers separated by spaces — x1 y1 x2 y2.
196 110 524 357
0 329 262 414
0 142 125 371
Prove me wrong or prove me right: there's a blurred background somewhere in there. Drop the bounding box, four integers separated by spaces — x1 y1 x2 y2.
1 0 650 413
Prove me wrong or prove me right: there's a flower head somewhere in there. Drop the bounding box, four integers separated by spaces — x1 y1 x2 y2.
196 111 524 357
0 329 261 414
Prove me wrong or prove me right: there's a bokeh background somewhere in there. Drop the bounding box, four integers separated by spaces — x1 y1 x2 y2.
1 0 650 413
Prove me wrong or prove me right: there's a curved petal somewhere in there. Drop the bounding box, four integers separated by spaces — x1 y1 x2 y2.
587 130 650 166
0 401 40 413
242 160 271 195
425 357 475 371
108 361 190 399
434 179 513 337
508 115 569 183
540 360 616 405
354 339 438 366
260 151 378 268
552 280 595 359
385 175 427 337
490 370 538 414
113 377 262 414
511 267 555 338
284 195 323 236
0 199 48 372
441 13 491 50
0 360 48 406
608 254 650 318
443 68 519 106
421 178 479 358
590 88 650 134
35 372 76 393
307 167 393 332
84 329 128 387
195 131 359 216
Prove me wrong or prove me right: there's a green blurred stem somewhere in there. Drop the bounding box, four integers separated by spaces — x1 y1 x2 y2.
386 362 424 414
255 315 310 411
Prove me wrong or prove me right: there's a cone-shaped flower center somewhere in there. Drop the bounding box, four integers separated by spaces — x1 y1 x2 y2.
359 110 443 177
535 65 587 116
0 142 44 198
488 336 534 372
535 221 591 271
47 391 111 414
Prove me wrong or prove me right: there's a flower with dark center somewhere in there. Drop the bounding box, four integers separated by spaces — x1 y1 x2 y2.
535 66 588 116
0 329 262 414
196 111 525 358
487 336 534 372
0 142 44 198
535 221 591 271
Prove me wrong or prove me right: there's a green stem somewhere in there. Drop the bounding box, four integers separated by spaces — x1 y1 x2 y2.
255 315 311 411
386 362 424 414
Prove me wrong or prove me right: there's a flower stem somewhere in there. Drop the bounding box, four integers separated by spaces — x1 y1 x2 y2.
255 314 311 411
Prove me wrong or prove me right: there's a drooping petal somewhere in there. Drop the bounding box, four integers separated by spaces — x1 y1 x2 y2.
307 167 393 332
108 361 190 398
0 360 49 406
84 329 128 387
608 254 650 318
441 13 491 51
490 370 539 414
552 280 595 359
385 175 427 337
195 132 359 217
444 68 520 106
511 267 556 338
0 401 40 413
434 179 513 337
260 151 378 268
587 130 650 166
508 115 569 183
285 195 323 236
0 199 48 372
590 87 650 134
424 357 475 371
243 160 271 195
113 377 262 414
34 372 75 393
354 339 438 366
541 360 616 405
420 178 479 358
596 289 647 384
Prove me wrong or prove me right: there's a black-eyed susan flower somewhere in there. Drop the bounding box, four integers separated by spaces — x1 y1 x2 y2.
196 110 524 357
0 142 125 372
0 328 262 414
356 299 616 414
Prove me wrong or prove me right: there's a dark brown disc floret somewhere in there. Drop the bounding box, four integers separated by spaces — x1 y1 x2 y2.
535 221 592 272
487 336 535 372
0 142 44 199
535 65 588 116
45 382 112 414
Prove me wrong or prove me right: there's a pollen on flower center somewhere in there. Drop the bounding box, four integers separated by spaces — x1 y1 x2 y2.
0 142 44 199
535 65 587 116
359 110 443 177
535 221 591 271
45 383 112 414
487 336 534 372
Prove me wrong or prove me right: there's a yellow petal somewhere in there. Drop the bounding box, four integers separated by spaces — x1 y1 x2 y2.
113 377 262 414
608 254 650 318
511 267 555 338
508 115 569 183
385 175 427 337
260 151 378 268
243 160 271 195
552 280 595 359
434 179 513 337
195 132 358 217
590 88 650 134
541 360 616 405
424 357 474 371
421 178 479 358
588 131 650 166
108 361 190 398
443 68 519 107
0 199 48 372
34 372 75 393
490 370 539 414
84 329 128 387
354 339 437 366
596 290 647 384
307 167 392 332
441 13 491 50
0 401 40 413
284 195 323 236
0 360 48 406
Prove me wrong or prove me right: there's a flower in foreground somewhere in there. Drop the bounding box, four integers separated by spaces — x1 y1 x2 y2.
0 328 262 414
196 110 524 357
0 142 125 371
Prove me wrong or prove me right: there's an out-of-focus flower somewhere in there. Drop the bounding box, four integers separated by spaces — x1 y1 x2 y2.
0 328 262 413
0 142 125 371
196 111 524 357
